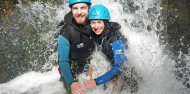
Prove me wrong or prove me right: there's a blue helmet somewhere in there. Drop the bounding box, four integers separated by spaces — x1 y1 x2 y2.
69 0 91 7
88 4 110 20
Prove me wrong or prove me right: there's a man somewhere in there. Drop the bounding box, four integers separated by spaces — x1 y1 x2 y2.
57 0 95 94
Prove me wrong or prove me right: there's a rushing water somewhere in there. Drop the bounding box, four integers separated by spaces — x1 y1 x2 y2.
0 0 190 94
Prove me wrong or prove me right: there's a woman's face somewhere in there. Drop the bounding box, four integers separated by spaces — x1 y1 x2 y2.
90 20 105 35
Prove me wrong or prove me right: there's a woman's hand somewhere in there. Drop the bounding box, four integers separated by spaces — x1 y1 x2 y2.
83 79 97 89
70 82 86 94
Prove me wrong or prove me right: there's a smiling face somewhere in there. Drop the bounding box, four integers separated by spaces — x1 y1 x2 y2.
71 3 89 25
90 20 105 35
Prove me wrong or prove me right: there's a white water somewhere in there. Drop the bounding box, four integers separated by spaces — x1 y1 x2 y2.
0 0 189 94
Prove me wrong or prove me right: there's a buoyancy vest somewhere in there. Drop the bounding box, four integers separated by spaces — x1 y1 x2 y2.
58 12 95 79
59 22 95 62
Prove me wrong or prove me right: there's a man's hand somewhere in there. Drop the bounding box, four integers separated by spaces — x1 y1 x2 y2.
83 79 97 89
70 82 86 94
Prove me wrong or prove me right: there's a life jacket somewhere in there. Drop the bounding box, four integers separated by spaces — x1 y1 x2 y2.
58 20 95 77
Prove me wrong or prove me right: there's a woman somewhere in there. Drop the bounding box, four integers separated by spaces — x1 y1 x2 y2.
83 4 127 89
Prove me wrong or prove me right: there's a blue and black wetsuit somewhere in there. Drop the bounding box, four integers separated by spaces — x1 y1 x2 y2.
58 12 95 87
92 22 127 85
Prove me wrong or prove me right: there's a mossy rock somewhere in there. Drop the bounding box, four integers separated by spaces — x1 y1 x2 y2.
161 0 190 21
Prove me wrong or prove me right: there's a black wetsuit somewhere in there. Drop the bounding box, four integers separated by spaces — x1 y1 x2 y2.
58 12 95 88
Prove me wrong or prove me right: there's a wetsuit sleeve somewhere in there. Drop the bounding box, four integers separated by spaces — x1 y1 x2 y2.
95 40 126 85
58 35 74 86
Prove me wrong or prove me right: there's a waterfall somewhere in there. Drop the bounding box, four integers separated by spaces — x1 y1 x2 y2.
0 0 190 94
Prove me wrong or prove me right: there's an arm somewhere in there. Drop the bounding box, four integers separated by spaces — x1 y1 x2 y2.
58 35 86 94
58 35 74 86
95 40 126 85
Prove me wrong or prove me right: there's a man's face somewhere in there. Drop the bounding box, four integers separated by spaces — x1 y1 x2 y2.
71 3 89 25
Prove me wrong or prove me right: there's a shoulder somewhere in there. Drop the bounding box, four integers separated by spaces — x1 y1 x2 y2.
109 22 127 43
110 22 121 31
58 21 72 40
108 22 121 36
57 12 73 32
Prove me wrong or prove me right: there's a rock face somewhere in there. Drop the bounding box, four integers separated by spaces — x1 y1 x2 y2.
161 0 190 21
0 0 17 19
0 0 63 19
0 0 61 83
160 0 190 89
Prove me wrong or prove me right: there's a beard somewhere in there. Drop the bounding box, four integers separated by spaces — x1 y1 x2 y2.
74 15 87 25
